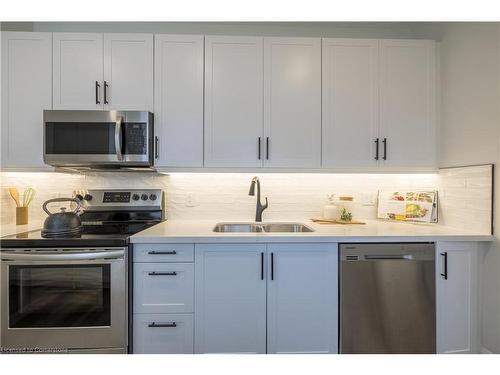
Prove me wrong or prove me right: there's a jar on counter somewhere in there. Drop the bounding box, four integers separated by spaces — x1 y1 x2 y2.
336 196 354 222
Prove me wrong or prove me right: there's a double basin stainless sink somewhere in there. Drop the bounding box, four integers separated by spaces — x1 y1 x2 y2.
213 222 314 233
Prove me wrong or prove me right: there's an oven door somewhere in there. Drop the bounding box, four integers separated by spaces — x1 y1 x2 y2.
1 248 127 351
43 110 153 167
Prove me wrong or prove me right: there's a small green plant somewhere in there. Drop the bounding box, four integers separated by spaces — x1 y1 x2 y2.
340 208 352 222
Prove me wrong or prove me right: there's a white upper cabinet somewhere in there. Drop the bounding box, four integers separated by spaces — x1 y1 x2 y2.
379 39 436 169
53 33 103 110
266 243 338 354
263 38 321 168
2 32 52 169
154 34 204 167
322 39 379 169
103 33 153 111
204 36 264 167
53 32 153 111
436 242 480 354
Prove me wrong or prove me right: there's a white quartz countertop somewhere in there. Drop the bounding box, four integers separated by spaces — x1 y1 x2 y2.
130 219 494 243
0 220 44 237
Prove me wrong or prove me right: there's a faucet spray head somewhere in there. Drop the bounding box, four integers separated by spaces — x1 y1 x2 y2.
249 180 256 196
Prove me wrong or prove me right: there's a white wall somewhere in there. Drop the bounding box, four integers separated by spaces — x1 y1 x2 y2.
439 22 500 353
0 21 436 39
439 23 499 167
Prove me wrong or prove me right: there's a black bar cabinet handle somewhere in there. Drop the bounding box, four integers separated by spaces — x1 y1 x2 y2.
266 137 269 160
271 252 274 280
155 136 160 159
148 322 177 328
440 252 448 280
382 138 387 160
104 81 109 104
374 138 379 160
95 81 100 104
148 271 177 276
260 252 264 280
148 251 177 255
258 137 261 160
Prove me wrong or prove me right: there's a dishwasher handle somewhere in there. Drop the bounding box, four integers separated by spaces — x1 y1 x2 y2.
364 254 414 260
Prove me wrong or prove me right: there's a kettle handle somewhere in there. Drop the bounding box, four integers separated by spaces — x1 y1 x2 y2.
43 198 82 216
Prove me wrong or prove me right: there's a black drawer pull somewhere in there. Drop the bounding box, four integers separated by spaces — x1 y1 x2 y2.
148 251 177 255
148 272 177 276
440 252 448 280
148 322 177 328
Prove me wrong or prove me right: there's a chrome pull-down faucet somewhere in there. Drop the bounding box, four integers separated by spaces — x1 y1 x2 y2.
248 176 269 222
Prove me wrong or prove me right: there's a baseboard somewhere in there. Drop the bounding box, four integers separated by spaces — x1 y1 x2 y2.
480 346 494 354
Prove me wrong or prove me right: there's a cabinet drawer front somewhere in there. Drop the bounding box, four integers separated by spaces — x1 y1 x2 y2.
133 313 194 354
134 263 194 313
134 243 194 262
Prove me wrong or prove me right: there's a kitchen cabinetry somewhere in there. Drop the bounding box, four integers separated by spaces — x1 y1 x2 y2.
53 33 153 111
322 39 379 168
436 242 480 354
322 39 436 170
194 243 338 354
379 40 436 169
1 32 52 169
194 244 267 353
154 34 204 167
204 36 264 167
266 243 338 353
263 38 321 168
132 243 194 354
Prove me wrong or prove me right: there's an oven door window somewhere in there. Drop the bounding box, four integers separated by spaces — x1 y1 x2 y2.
9 264 111 328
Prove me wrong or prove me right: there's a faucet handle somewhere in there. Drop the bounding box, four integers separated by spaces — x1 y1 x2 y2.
263 197 269 209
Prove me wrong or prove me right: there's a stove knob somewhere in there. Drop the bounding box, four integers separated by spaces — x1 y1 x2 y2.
141 194 148 201
149 194 157 201
84 194 93 201
132 194 140 201
75 194 84 201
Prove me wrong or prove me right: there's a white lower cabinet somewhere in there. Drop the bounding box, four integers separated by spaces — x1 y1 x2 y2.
266 243 338 353
133 263 194 314
194 244 267 353
194 243 338 354
133 314 194 354
436 242 480 354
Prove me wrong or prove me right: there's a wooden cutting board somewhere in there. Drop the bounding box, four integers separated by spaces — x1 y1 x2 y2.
311 218 366 225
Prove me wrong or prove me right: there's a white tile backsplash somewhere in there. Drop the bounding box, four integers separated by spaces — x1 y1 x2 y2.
0 168 492 234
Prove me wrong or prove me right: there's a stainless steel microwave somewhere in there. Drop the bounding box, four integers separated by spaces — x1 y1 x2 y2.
43 110 154 168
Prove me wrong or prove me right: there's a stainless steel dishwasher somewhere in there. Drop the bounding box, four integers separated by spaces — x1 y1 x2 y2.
340 243 436 354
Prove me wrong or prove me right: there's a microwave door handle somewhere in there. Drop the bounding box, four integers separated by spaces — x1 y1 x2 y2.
115 116 123 161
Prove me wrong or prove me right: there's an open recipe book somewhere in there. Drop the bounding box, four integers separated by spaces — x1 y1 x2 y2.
377 190 438 223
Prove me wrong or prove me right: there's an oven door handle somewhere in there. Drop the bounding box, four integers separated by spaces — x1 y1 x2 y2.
1 250 125 261
115 116 123 161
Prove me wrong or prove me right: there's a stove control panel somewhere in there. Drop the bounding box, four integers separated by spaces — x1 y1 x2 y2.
73 189 163 210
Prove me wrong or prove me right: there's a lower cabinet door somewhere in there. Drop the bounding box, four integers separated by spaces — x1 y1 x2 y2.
194 244 267 353
133 313 194 354
266 243 338 353
436 242 480 354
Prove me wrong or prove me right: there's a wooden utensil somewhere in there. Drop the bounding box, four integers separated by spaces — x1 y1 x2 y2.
8 187 21 207
23 187 35 207
311 217 366 225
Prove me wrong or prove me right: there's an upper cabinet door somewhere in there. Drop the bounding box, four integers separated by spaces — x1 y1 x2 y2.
263 38 321 168
103 33 153 111
322 39 379 169
204 36 264 167
53 33 103 110
154 35 204 167
2 32 52 169
379 40 436 169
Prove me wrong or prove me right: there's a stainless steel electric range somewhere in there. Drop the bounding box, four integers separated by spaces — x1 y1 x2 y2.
0 189 164 354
